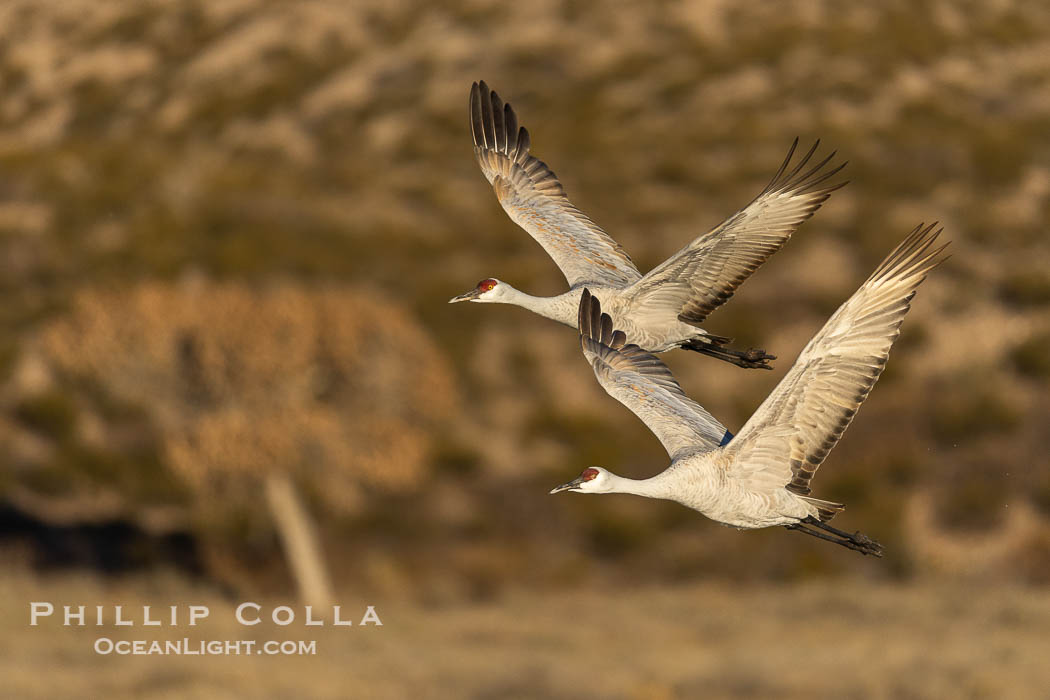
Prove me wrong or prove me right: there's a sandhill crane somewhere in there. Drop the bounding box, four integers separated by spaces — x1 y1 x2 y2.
450 80 847 369
551 224 949 556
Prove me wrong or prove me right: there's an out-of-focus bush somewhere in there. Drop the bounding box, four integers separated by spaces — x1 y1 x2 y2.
40 281 456 508
17 280 459 594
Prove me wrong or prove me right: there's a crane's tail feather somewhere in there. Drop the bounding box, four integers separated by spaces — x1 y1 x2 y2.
800 496 845 522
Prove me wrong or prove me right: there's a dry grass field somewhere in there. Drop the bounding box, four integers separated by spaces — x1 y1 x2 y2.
3 572 1050 700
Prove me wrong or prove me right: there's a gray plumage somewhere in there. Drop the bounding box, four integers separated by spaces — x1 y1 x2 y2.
553 224 949 555
578 289 731 457
452 80 847 368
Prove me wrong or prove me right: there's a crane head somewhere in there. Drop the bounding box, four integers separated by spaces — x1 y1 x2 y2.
449 278 502 303
549 467 612 494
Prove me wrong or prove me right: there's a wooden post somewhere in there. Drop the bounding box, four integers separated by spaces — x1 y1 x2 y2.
264 472 334 610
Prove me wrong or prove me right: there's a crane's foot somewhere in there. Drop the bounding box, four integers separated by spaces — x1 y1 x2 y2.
683 340 776 370
740 347 776 365
785 516 884 557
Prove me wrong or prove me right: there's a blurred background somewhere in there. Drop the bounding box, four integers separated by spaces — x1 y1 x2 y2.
2 0 1049 697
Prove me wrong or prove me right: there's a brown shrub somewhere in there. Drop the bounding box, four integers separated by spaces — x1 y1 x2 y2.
39 280 458 518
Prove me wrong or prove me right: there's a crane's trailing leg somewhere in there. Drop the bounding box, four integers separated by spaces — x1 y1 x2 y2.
785 516 883 557
683 338 776 370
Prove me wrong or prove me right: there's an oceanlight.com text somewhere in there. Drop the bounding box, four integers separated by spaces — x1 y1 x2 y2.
94 638 317 656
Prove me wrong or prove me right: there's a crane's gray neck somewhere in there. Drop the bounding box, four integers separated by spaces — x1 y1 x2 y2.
499 286 578 327
605 472 675 501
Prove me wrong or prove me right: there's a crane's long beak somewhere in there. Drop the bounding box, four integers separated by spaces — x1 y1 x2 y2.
448 289 481 304
550 475 585 494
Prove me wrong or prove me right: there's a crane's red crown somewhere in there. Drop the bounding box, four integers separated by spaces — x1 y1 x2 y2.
582 467 599 481
477 278 497 292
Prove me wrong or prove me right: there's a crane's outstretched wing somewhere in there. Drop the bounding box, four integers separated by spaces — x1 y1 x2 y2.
579 289 730 460
471 81 642 288
722 224 948 499
621 139 846 328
